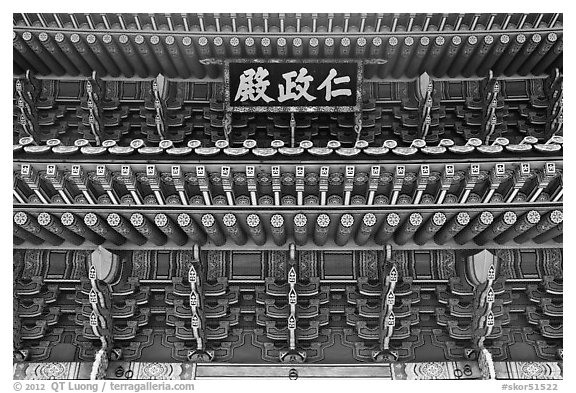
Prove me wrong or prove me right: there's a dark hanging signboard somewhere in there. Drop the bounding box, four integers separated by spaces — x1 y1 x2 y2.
224 59 363 113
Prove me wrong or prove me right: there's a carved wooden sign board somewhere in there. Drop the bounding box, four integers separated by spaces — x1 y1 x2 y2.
224 59 363 113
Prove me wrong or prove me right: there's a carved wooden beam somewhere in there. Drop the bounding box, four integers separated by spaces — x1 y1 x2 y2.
246 214 266 246
222 213 247 246
335 213 354 246
355 213 377 246
474 211 517 245
177 213 208 245
14 211 63 245
130 213 167 246
106 213 146 245
313 214 331 247
270 214 287 246
293 213 309 246
154 213 188 246
413 212 446 245
395 212 423 245
434 212 470 245
533 223 562 244
37 212 84 245
374 213 400 245
60 212 105 245
13 224 43 245
454 211 494 245
514 210 562 244
83 213 126 245
200 213 225 246
493 210 540 244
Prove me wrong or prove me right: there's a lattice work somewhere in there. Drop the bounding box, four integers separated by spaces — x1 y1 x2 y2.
539 249 563 278
496 249 517 279
69 251 90 279
433 250 457 280
267 251 287 280
390 250 411 277
131 251 155 280
174 251 196 278
358 250 379 280
14 250 25 280
298 250 318 280
205 250 227 281
21 250 45 279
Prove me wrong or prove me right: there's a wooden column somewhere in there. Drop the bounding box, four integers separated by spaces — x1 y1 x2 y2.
355 213 377 246
60 212 105 245
83 213 125 245
454 211 494 245
395 212 423 245
37 212 84 245
413 212 446 245
107 213 146 245
335 214 354 246
177 213 208 245
200 213 226 246
270 214 287 246
533 223 563 244
514 210 562 244
246 214 266 246
494 210 540 244
154 213 188 246
313 214 331 246
14 212 63 245
434 212 470 245
374 213 400 245
474 211 517 245
293 213 309 246
130 213 167 246
222 213 247 246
